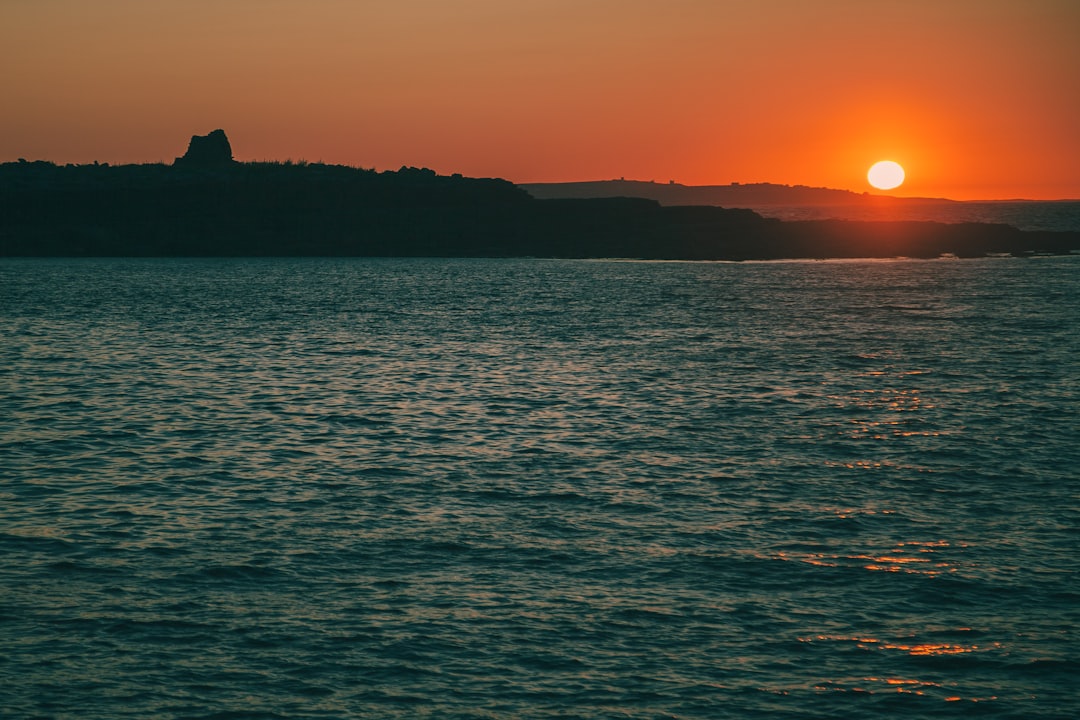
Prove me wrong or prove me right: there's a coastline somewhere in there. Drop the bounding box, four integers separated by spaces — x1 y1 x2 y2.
2 161 1078 260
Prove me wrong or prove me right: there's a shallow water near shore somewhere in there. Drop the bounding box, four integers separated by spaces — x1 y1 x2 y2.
2 256 1078 719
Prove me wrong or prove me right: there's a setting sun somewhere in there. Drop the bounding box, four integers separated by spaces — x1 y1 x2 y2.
867 161 905 191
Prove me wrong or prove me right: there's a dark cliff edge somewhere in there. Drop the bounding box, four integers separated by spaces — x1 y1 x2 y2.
1 160 1077 260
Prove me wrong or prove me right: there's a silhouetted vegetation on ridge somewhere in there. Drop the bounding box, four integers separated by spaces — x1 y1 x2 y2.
1 150 1077 259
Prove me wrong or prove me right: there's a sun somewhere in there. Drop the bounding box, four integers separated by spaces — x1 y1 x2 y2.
867 160 905 190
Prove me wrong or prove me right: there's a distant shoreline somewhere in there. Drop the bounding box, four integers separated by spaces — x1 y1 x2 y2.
521 179 1080 205
520 181 1080 233
2 160 1078 260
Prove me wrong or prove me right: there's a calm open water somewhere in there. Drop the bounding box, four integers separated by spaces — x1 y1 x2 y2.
757 200 1080 232
2 257 1078 719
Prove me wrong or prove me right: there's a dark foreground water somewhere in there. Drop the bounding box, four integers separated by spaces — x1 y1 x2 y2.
2 257 1078 719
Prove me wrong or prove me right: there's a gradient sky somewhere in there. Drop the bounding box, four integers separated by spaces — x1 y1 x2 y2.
3 0 1078 199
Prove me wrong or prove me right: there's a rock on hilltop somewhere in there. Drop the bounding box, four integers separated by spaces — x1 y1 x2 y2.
174 129 234 167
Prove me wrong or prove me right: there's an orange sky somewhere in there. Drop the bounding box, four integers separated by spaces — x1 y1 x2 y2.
3 0 1078 199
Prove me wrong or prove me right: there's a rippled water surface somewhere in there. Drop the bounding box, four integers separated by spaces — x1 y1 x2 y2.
2 257 1078 719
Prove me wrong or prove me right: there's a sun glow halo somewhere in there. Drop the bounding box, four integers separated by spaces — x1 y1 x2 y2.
868 160 905 190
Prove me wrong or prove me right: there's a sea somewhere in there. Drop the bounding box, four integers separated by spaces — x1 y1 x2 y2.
754 200 1080 233
2 254 1078 719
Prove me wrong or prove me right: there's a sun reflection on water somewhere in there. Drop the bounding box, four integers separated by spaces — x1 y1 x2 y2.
801 634 1002 656
778 538 960 576
812 674 1001 703
826 374 953 441
802 635 1004 702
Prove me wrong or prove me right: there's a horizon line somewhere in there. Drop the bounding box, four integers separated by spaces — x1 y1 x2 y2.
4 156 1077 204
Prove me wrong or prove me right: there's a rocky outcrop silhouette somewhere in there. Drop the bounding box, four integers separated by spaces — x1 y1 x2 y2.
174 129 234 167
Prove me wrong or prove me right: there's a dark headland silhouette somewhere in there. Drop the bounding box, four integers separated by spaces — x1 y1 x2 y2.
1 130 1077 259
